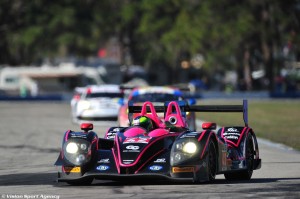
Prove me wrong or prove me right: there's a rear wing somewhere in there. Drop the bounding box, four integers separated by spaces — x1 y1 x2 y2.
119 85 137 91
128 100 249 127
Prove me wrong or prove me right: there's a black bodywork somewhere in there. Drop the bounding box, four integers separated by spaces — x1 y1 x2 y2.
55 100 261 184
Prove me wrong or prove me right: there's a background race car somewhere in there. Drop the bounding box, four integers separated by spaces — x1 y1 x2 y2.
72 84 123 123
71 86 86 123
55 100 261 185
118 86 197 130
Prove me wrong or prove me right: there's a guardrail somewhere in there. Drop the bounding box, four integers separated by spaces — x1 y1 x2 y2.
0 94 65 101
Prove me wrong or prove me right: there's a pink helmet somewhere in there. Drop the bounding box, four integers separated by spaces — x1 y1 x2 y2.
124 126 146 137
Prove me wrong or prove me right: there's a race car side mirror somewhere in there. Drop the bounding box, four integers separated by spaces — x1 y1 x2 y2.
202 122 216 130
81 123 94 132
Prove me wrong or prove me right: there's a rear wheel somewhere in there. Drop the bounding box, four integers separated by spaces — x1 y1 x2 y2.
224 133 254 181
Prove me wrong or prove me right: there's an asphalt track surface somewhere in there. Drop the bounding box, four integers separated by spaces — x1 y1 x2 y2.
0 102 299 199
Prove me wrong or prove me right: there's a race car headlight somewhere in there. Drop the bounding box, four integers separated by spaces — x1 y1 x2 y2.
63 139 92 166
175 143 183 150
171 140 198 165
79 101 91 110
80 143 87 150
66 142 78 154
174 153 182 162
182 142 197 154
175 142 197 154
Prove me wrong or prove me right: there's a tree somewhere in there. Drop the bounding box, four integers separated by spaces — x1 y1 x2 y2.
1 0 299 91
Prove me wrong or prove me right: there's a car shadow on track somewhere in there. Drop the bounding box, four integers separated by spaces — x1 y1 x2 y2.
90 178 300 186
0 172 299 186
54 177 300 187
0 172 57 186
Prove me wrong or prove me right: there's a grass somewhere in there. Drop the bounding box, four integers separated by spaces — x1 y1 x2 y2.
196 99 300 151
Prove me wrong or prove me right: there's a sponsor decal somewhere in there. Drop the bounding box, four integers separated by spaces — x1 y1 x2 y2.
172 167 194 173
123 160 134 164
96 165 110 171
106 132 116 139
223 128 241 141
123 145 140 152
149 165 163 171
227 128 238 132
64 166 81 173
126 145 139 150
123 137 150 144
106 128 122 139
98 158 110 163
180 133 198 139
70 132 87 139
154 158 166 163
224 135 239 140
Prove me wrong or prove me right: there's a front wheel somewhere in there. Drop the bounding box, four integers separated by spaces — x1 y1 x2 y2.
224 133 254 181
207 140 217 181
195 140 217 183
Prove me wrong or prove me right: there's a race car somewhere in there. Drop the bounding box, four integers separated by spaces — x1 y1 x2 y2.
55 100 261 185
118 86 197 130
71 84 123 123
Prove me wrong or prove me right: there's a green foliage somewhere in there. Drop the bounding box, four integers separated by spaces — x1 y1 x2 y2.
0 0 298 71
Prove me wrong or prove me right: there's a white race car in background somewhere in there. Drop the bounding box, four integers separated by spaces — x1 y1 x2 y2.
71 84 123 123
71 86 86 121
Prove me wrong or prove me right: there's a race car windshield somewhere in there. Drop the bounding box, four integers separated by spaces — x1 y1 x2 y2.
131 93 182 103
86 92 123 98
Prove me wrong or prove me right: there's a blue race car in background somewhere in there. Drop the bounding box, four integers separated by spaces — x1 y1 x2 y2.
118 86 197 130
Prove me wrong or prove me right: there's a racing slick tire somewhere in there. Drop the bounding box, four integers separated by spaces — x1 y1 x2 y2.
224 133 254 181
195 140 217 183
207 140 217 182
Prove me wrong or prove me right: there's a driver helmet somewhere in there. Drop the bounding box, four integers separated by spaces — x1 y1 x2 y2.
132 116 154 131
